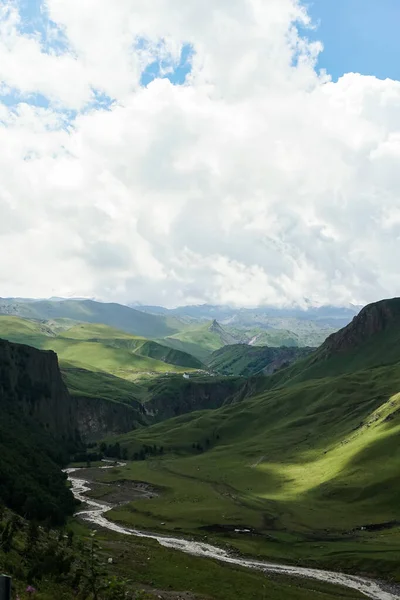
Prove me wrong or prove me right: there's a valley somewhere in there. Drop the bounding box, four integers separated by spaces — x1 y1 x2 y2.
2 297 400 599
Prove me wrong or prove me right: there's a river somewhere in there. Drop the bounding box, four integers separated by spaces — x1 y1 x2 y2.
66 464 399 600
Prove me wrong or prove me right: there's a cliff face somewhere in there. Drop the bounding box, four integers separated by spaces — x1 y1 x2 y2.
0 337 78 440
75 395 146 441
317 298 400 359
145 377 259 421
0 338 79 523
0 337 144 442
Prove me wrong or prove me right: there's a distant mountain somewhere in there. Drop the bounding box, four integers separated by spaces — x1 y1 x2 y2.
161 320 242 361
207 344 315 377
137 302 360 350
0 298 185 339
136 302 362 328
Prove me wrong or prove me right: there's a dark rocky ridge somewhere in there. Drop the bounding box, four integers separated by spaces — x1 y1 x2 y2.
0 337 77 440
144 376 263 421
75 395 146 441
0 337 144 442
317 298 400 359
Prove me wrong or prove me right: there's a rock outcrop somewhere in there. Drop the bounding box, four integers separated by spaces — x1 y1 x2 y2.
317 298 400 359
75 395 146 441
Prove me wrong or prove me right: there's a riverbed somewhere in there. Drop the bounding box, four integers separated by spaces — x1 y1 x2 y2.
66 463 399 600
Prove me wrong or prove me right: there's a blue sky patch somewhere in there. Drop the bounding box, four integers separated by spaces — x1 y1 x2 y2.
141 43 194 87
304 0 400 81
16 0 71 55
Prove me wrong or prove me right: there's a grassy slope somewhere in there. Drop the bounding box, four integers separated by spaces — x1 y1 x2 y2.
207 344 313 376
102 330 400 581
268 306 400 390
0 317 202 383
61 365 146 404
157 336 213 362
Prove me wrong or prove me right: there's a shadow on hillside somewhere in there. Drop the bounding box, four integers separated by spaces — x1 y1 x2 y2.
278 426 400 530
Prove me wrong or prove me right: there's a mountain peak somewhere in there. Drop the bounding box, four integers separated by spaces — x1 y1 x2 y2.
209 319 222 332
318 297 400 358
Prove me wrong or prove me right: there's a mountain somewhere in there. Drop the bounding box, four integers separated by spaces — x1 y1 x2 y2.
1 298 358 357
269 297 400 387
0 298 185 339
109 297 400 580
0 338 78 524
207 344 314 377
138 302 361 328
140 302 358 349
161 320 241 360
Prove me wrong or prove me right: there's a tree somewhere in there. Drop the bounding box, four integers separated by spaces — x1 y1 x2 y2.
76 533 106 600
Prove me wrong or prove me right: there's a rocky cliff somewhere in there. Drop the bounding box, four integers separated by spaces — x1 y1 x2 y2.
0 338 80 522
317 298 400 359
0 337 144 442
0 337 78 440
75 395 146 441
144 376 261 421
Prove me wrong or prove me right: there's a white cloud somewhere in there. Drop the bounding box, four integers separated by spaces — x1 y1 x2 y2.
0 0 399 307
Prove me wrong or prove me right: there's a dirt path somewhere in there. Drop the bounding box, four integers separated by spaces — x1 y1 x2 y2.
251 455 265 468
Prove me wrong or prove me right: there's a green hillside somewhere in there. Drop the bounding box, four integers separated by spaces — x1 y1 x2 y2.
98 298 400 581
207 344 314 376
268 297 400 389
0 317 204 383
0 298 185 338
61 365 145 404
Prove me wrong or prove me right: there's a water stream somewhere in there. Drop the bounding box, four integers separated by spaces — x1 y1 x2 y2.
66 464 399 600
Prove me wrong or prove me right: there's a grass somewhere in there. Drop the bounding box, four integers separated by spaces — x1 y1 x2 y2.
0 316 203 383
207 344 313 376
2 508 364 600
268 300 400 388
63 521 365 600
101 532 364 599
61 366 146 404
95 360 400 581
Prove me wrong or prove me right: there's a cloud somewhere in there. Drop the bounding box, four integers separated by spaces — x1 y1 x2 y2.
0 0 399 307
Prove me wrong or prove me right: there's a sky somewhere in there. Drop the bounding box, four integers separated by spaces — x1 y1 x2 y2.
0 0 400 308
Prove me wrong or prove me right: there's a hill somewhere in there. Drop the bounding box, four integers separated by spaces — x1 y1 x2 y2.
207 344 314 376
0 317 204 381
0 298 185 338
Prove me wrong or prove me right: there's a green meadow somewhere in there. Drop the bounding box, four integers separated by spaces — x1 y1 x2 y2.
96 359 400 581
0 316 203 383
